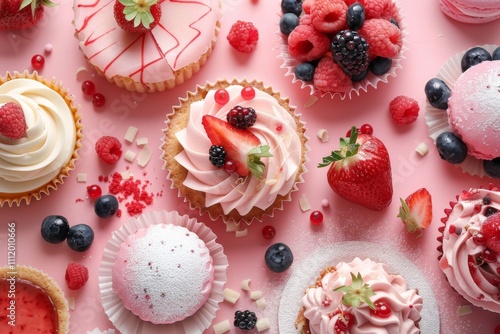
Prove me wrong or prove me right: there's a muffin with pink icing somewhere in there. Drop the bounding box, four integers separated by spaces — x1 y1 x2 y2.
438 0 500 24
112 223 214 324
295 257 423 334
161 79 308 225
438 184 500 313
73 0 220 93
425 44 500 178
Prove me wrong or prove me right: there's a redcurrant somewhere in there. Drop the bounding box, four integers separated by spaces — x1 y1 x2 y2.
224 161 235 173
371 300 392 318
81 80 96 96
86 184 102 199
310 210 323 225
92 93 106 107
473 232 487 245
360 123 373 135
262 225 276 240
241 86 255 100
31 54 45 70
482 249 497 263
335 312 354 331
275 123 283 132
214 89 229 105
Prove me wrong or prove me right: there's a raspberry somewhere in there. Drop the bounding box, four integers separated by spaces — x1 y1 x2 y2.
361 0 391 19
95 136 122 165
389 95 420 125
302 0 312 14
310 0 347 33
288 24 330 63
359 18 402 58
313 56 352 93
227 105 257 129
0 102 27 139
227 21 259 53
65 262 89 290
481 212 500 254
299 14 312 26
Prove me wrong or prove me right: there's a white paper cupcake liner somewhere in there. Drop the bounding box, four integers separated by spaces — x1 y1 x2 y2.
424 44 499 178
99 210 228 334
278 241 439 333
277 1 408 100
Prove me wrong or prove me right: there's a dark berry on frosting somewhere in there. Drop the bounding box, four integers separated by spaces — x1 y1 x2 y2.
485 207 499 217
435 132 468 164
226 106 257 129
483 195 492 205
461 47 492 72
331 30 370 76
424 78 451 110
208 145 226 167
234 310 257 330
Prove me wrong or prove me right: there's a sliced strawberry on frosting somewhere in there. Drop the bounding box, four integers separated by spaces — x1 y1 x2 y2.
397 188 432 236
201 115 272 179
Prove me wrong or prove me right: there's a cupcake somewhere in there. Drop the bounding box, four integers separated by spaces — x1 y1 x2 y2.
424 44 500 178
438 0 500 24
295 258 423 334
100 210 228 333
161 79 309 224
278 0 406 99
73 0 221 93
0 71 83 207
0 265 70 334
437 184 500 313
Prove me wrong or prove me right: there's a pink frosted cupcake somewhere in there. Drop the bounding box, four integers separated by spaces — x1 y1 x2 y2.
438 0 500 24
278 0 406 99
437 184 500 313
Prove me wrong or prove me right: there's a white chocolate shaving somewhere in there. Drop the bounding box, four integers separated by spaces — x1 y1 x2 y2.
223 288 241 304
76 66 88 80
124 126 138 143
120 171 133 180
235 229 248 238
457 305 472 316
136 137 148 146
225 221 238 232
256 297 266 310
250 290 262 300
415 142 429 156
299 193 311 212
241 278 251 291
256 318 270 332
76 173 87 182
137 144 152 167
304 95 318 107
124 150 136 162
317 129 329 143
68 296 75 310
213 319 231 334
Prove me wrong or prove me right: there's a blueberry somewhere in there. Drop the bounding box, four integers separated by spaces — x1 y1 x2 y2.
390 17 399 28
492 47 500 60
435 132 468 164
41 215 70 244
484 158 500 178
94 194 119 218
461 47 491 72
295 62 315 82
369 57 392 75
424 78 451 110
281 0 302 16
264 242 293 273
347 3 365 30
351 68 369 82
67 224 94 252
279 13 299 35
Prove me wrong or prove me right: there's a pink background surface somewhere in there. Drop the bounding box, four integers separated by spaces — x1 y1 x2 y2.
1 0 500 333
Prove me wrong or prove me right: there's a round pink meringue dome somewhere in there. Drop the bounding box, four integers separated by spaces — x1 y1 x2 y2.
447 60 500 160
112 223 214 324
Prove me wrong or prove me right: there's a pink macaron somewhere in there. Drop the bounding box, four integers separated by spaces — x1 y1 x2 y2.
438 0 500 23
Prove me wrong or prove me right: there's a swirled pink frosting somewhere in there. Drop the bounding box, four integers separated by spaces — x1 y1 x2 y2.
439 187 500 313
174 85 302 216
301 258 422 334
73 0 220 86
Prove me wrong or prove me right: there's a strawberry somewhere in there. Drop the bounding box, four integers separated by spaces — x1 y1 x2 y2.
0 102 27 139
481 212 500 254
113 0 162 34
201 115 272 179
397 188 432 236
0 0 55 31
318 126 393 210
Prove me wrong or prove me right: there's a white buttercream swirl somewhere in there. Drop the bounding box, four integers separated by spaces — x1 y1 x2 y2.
0 78 76 194
174 85 301 216
439 187 500 313
301 258 422 334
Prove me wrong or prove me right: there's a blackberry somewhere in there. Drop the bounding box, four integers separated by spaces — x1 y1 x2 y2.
234 310 257 330
209 145 226 167
331 30 369 76
226 105 257 129
485 207 499 217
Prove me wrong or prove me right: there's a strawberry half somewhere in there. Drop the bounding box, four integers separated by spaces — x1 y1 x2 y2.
397 188 432 236
318 126 393 211
113 0 162 33
202 115 272 179
0 0 56 31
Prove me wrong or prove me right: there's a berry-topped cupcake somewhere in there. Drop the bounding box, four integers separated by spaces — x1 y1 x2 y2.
278 0 405 99
438 184 500 313
424 44 500 178
162 79 309 225
73 0 221 92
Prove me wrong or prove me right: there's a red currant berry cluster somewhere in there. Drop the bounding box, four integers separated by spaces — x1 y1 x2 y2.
86 184 102 199
81 80 106 108
214 86 256 105
31 54 45 70
262 225 276 240
310 210 323 225
345 124 373 137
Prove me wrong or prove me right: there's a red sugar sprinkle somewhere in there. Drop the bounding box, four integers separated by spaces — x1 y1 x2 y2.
75 198 84 203
107 172 154 216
